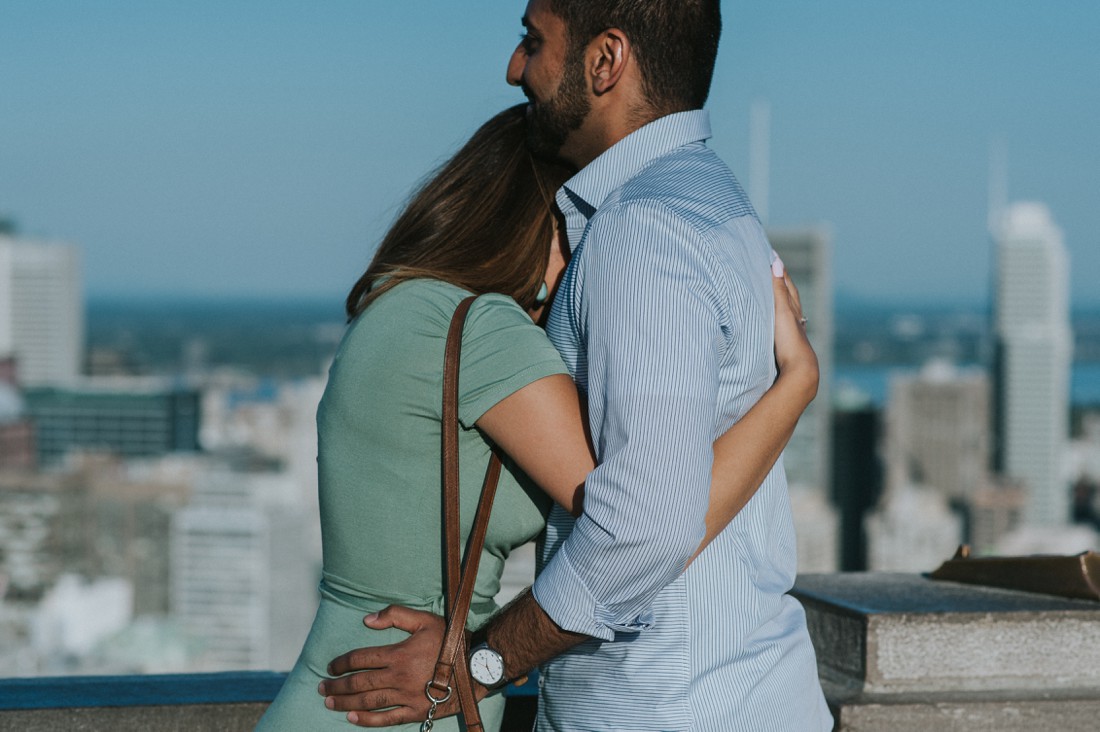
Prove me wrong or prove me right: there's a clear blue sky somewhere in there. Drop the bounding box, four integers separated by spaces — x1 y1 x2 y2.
1 0 1097 305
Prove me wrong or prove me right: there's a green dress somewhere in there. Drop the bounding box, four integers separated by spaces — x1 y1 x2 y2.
256 279 567 730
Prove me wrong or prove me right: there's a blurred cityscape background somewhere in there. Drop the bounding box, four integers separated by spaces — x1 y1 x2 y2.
1 1 1097 679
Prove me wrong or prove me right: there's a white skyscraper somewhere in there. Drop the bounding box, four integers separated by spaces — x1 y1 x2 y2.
0 235 83 385
993 202 1072 527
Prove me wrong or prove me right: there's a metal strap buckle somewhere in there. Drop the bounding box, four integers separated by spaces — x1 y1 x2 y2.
422 681 453 732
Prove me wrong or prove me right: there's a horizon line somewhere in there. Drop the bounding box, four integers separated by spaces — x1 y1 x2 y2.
84 290 1100 313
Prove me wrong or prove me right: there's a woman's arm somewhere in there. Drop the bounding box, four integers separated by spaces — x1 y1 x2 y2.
477 260 818 558
688 260 817 562
475 372 593 517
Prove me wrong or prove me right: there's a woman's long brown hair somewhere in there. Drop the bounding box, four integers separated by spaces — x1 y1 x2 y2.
345 105 574 320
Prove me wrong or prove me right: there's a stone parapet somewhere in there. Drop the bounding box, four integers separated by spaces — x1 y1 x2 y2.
0 672 282 731
0 670 537 731
793 572 1100 731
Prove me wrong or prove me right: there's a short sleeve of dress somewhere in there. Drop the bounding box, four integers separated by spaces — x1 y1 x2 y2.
456 293 569 428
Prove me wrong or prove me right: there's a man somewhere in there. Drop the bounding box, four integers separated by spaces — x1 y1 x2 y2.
321 1 831 729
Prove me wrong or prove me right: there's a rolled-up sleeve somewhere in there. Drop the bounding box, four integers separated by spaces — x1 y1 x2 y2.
533 200 727 640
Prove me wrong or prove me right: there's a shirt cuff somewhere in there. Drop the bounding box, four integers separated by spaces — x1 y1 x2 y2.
531 541 655 642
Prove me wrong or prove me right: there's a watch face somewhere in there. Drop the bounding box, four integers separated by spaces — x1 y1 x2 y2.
469 647 504 686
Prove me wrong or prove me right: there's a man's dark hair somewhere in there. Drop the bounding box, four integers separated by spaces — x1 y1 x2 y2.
549 0 721 115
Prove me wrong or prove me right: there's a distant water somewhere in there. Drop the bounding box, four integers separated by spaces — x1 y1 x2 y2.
833 363 1100 407
1076 363 1100 404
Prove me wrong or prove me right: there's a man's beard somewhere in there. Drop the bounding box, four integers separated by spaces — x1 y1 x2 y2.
525 50 590 161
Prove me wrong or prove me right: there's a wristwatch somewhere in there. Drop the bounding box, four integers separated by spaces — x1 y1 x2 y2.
468 642 506 687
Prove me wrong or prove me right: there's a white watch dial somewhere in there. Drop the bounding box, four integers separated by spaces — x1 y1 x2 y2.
469 647 505 685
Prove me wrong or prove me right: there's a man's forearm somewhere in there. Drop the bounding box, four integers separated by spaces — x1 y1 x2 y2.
476 587 589 681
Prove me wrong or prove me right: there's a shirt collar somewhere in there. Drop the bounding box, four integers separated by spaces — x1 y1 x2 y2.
555 109 712 251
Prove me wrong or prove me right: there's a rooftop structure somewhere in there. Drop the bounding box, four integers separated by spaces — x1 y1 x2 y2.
22 379 200 466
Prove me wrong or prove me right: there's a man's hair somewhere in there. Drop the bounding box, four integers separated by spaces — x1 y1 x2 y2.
549 0 721 115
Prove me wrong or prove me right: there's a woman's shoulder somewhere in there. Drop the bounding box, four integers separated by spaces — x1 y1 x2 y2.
381 277 470 307
338 280 538 362
371 279 533 331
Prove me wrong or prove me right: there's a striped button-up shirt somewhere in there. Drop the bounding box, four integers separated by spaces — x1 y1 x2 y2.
534 110 831 731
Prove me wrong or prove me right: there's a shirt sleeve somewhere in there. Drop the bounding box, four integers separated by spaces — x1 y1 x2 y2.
456 293 570 428
532 201 729 640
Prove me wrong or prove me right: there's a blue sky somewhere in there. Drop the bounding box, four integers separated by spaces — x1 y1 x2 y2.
1 0 1097 305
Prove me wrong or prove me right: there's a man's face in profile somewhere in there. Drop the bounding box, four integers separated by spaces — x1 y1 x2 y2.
507 0 591 161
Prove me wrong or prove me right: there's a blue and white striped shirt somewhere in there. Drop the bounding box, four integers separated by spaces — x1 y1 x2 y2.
534 111 831 731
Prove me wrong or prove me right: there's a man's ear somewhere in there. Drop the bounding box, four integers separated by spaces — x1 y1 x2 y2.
588 28 630 96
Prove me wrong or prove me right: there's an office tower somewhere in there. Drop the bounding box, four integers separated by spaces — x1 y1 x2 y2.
171 470 272 670
867 368 967 572
0 235 83 386
22 378 200 466
992 202 1072 526
769 227 839 570
886 361 990 508
172 467 322 672
831 400 884 571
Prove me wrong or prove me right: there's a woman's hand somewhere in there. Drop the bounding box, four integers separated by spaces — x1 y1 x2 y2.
770 253 819 407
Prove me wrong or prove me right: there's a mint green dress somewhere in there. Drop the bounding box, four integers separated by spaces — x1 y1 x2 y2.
256 280 567 731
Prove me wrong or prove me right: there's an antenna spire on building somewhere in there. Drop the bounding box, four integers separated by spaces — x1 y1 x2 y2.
987 137 1008 236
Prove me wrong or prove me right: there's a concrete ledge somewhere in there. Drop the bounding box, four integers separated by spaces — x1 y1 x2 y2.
817 689 1100 732
0 671 537 732
0 672 282 732
793 573 1100 731
0 703 269 732
0 671 287 710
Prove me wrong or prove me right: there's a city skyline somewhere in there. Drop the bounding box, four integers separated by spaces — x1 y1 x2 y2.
1 1 1098 305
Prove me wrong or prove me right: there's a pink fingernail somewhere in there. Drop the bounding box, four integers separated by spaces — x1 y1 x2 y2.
348 712 359 723
771 256 785 278
364 612 378 624
325 697 335 709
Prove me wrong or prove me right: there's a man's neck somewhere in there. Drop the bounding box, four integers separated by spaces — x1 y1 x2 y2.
564 102 662 169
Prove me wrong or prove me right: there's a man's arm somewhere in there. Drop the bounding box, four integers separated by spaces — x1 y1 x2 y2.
528 202 723 639
320 589 581 726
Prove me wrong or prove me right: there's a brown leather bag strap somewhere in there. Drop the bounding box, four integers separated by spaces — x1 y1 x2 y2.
425 294 502 732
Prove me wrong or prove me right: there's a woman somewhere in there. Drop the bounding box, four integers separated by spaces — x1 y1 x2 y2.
256 105 817 730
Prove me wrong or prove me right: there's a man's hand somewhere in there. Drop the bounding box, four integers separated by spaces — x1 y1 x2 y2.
318 605 460 727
